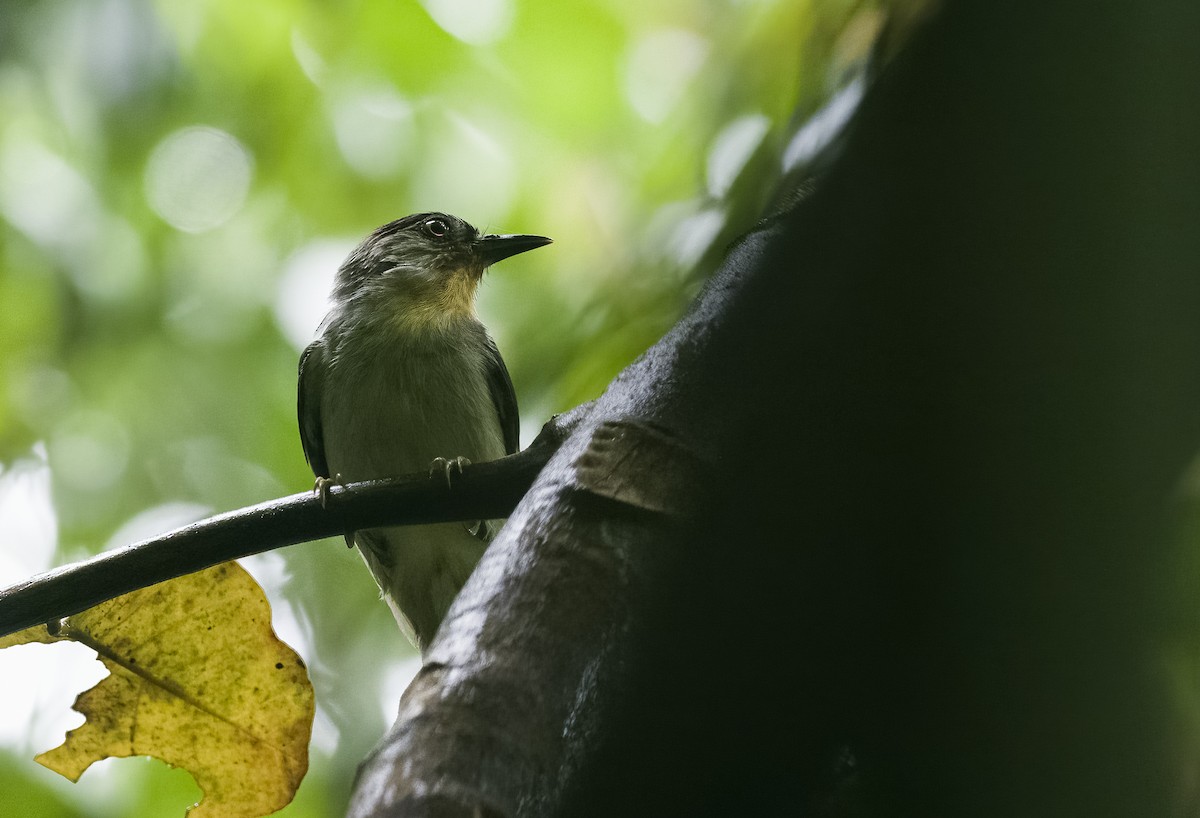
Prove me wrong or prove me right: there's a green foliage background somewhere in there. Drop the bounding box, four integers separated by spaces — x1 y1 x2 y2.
0 0 882 813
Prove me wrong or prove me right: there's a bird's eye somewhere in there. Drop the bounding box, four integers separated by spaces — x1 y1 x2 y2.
424 218 449 238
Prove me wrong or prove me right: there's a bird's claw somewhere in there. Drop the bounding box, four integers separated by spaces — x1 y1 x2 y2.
313 473 343 508
429 456 471 489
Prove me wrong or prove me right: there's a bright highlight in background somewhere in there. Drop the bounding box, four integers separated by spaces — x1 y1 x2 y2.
144 126 253 233
331 83 415 181
0 452 57 587
0 452 101 754
274 239 354 351
419 0 513 44
624 29 709 123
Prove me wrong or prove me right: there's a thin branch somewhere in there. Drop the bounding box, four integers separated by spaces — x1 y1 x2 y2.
0 430 569 640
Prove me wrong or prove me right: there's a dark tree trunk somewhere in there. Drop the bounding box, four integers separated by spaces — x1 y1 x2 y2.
350 3 1200 816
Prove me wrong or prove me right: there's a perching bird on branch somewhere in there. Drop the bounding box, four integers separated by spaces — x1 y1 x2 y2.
297 213 551 652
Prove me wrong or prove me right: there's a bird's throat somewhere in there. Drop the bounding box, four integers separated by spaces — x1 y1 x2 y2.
385 268 479 333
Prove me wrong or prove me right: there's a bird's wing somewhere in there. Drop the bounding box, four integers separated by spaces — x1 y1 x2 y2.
297 340 330 478
483 335 520 455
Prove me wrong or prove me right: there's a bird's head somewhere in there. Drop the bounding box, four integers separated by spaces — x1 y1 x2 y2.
331 212 551 331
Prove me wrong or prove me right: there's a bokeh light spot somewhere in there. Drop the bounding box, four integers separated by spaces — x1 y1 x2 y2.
290 29 326 84
624 29 709 123
667 206 726 270
144 126 253 233
0 136 98 247
331 84 415 180
419 0 513 45
0 450 58 586
707 114 771 199
274 239 354 351
782 77 864 175
47 410 130 493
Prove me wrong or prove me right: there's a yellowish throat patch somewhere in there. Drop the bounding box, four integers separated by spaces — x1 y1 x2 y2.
386 267 480 333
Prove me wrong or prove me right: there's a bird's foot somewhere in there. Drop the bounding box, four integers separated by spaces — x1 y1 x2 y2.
465 519 486 539
429 456 471 489
313 473 343 509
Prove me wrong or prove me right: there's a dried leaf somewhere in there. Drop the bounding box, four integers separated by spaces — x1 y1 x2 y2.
0 561 314 818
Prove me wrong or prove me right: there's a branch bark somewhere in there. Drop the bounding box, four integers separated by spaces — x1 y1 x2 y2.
0 436 562 638
348 288 744 816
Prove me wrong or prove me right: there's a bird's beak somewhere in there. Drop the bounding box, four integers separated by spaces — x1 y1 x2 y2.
476 233 553 267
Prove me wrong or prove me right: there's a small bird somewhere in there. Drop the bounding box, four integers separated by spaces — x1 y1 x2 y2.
297 212 551 652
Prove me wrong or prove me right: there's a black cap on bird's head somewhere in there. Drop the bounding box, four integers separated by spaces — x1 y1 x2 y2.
331 212 551 316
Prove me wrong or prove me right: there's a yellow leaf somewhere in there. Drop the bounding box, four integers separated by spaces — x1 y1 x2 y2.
0 561 314 818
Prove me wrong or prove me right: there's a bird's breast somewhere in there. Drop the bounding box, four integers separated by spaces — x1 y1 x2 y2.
320 334 506 481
